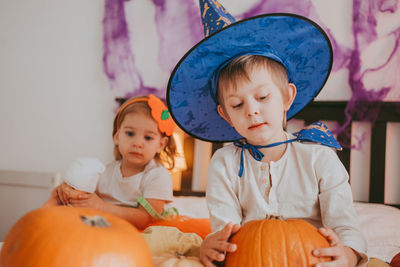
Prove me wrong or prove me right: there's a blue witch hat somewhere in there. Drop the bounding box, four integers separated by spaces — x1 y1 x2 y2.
167 0 333 142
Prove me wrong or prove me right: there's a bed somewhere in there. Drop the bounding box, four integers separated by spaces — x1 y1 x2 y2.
1 101 400 265
167 101 400 264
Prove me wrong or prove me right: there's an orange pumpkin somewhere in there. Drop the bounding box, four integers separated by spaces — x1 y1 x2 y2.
0 206 153 267
147 215 211 239
225 215 332 267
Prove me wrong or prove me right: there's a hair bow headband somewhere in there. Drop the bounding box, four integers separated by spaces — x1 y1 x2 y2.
116 94 175 136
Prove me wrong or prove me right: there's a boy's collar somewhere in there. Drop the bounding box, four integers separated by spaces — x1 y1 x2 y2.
234 122 341 177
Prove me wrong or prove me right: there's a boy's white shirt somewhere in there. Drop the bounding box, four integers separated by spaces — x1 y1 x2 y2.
97 159 173 207
206 132 368 265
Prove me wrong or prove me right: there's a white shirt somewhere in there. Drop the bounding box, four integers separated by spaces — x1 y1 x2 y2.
97 160 173 207
206 134 367 263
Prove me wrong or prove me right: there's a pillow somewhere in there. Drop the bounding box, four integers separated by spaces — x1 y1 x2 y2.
354 202 400 263
167 196 209 218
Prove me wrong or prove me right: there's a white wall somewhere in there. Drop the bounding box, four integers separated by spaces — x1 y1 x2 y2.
0 0 398 182
0 0 115 174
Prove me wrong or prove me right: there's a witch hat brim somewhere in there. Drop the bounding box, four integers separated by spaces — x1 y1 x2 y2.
167 13 333 142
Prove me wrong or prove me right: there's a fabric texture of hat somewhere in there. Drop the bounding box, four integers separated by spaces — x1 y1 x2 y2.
167 0 333 142
63 157 105 193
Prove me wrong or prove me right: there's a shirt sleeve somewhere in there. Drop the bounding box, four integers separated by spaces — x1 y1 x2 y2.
315 148 368 264
141 164 173 202
206 148 243 233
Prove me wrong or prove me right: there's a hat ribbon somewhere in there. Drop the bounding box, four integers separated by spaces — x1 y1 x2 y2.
233 122 342 177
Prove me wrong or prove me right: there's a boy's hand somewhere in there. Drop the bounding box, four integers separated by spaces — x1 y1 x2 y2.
69 192 105 211
313 227 360 267
200 222 241 267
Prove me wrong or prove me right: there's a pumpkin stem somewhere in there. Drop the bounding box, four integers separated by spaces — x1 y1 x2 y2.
176 252 185 259
80 215 110 228
266 214 284 220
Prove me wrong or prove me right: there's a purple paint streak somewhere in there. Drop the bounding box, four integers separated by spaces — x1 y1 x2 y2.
102 0 159 99
334 0 400 147
241 0 314 19
152 0 204 73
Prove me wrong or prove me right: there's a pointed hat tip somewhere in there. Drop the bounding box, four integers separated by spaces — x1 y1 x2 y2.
199 0 236 37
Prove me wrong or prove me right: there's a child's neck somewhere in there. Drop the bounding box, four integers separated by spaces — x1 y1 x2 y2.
120 161 145 178
258 143 287 163
250 131 288 163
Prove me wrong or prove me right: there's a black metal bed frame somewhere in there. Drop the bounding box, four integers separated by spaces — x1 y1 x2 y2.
295 101 400 208
173 101 400 208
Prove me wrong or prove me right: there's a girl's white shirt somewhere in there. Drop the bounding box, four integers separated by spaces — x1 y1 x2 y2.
206 133 368 265
97 159 173 207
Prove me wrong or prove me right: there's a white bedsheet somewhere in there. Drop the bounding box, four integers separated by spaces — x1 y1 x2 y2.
167 196 209 218
354 202 400 262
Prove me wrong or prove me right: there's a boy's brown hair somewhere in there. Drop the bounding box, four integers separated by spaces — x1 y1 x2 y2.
217 55 289 108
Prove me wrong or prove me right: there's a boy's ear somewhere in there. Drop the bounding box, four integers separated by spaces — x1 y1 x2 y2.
217 105 232 126
283 83 297 111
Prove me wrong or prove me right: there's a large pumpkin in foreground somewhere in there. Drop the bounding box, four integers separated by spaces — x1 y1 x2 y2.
225 216 332 267
0 206 153 267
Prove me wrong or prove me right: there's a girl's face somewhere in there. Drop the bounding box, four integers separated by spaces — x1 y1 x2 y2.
113 112 167 172
217 66 296 145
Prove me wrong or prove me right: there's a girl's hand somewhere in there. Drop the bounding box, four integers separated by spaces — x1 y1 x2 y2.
69 193 105 211
313 227 360 267
55 182 82 205
200 222 241 267
55 183 69 205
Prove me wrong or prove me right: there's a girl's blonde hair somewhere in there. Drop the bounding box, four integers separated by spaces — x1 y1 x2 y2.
112 96 177 170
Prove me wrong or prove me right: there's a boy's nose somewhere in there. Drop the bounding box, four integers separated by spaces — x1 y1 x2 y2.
246 103 260 116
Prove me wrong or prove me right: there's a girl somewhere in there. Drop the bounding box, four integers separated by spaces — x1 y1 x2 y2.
46 94 177 230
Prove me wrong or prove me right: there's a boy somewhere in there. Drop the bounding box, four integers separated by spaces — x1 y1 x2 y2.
167 1 367 266
201 55 364 267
